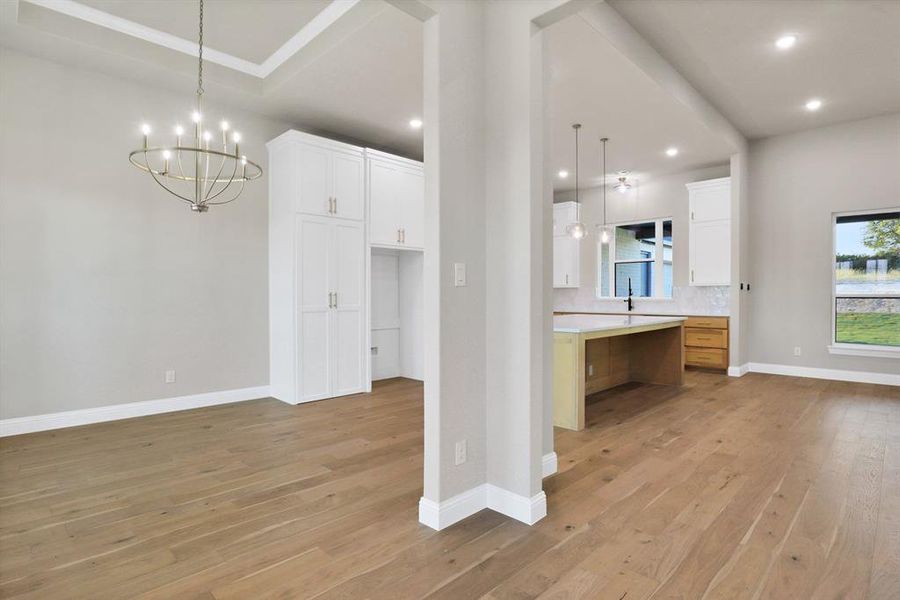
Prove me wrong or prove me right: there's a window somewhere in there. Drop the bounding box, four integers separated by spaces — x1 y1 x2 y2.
831 210 899 356
597 218 673 299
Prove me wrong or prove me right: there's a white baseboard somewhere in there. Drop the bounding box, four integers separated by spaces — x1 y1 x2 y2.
418 483 548 531
748 363 899 386
487 485 547 525
542 451 558 477
728 364 750 377
0 386 271 437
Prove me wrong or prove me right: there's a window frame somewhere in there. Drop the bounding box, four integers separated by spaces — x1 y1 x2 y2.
828 208 900 358
596 217 674 301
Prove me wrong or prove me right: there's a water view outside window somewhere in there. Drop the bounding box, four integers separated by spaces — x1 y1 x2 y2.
833 211 899 347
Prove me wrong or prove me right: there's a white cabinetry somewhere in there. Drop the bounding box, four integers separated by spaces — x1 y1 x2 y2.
291 134 364 220
368 150 424 249
553 201 581 288
687 177 731 286
268 131 367 404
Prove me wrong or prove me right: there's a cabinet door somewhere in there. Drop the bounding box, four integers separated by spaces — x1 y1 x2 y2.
553 202 580 237
399 169 424 249
331 220 366 397
369 161 402 247
690 220 731 286
296 145 331 216
690 183 730 223
297 216 332 401
332 152 364 221
553 236 580 288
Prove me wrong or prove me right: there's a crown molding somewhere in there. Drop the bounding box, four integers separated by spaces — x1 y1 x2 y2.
21 0 361 79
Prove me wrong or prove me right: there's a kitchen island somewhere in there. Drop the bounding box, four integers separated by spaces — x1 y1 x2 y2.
554 314 686 431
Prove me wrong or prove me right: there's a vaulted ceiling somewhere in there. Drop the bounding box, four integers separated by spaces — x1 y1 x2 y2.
2 0 898 183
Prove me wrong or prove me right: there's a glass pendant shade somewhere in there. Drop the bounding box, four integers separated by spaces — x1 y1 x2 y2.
567 222 587 239
600 226 610 244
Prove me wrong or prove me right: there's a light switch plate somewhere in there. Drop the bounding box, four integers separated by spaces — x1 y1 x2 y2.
455 440 467 465
165 369 176 384
453 262 466 287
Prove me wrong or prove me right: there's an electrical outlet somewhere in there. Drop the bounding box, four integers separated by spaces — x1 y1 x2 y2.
793 346 801 357
454 440 467 465
371 346 378 355
165 369 176 383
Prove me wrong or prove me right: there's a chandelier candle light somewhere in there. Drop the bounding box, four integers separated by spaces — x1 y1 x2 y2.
129 0 261 212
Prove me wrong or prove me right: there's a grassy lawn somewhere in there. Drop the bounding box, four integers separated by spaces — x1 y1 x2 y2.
835 312 900 346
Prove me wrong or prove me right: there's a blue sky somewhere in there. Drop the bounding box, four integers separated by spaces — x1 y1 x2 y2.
835 221 871 256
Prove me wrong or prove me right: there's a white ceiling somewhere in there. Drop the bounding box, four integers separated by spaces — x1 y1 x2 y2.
79 0 332 64
609 0 900 139
546 15 734 191
4 0 894 182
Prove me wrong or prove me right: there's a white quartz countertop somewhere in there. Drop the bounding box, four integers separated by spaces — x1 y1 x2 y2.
553 313 686 334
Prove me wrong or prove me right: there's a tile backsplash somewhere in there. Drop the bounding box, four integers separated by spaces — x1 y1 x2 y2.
554 285 730 316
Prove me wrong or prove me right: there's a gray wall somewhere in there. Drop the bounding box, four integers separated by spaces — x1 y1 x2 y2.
748 112 899 375
553 164 732 315
0 49 292 419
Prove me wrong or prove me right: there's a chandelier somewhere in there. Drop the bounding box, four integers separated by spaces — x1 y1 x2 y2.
128 0 261 213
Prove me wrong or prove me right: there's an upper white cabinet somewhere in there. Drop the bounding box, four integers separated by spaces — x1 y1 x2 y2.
278 131 365 220
687 177 731 286
553 201 580 237
553 201 581 288
553 236 580 288
367 150 424 249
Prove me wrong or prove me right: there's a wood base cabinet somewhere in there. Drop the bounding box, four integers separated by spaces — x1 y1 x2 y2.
683 316 729 370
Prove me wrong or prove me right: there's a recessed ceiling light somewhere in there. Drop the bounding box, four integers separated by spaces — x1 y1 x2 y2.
665 147 679 157
409 118 423 129
775 34 797 50
558 170 569 179
805 98 823 111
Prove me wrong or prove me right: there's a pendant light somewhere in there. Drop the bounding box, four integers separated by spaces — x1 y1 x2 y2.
566 123 587 239
599 137 610 244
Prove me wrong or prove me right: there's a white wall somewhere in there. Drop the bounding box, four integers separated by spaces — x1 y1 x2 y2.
748 113 900 376
399 251 424 380
0 49 292 419
370 249 423 381
553 164 731 315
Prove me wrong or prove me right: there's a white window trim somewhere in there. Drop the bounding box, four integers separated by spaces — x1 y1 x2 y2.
596 217 673 300
830 208 899 359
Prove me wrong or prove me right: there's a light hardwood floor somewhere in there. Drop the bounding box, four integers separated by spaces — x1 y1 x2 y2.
1 372 898 599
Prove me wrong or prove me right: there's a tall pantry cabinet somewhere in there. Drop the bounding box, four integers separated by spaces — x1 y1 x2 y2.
268 131 367 404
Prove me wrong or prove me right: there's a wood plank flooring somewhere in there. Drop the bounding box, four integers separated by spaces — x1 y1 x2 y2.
1 372 898 599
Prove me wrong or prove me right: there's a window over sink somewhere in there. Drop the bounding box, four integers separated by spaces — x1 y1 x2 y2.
597 218 673 299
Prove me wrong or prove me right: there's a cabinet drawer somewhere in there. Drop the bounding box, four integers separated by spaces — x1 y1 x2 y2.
684 316 728 330
685 328 727 349
685 348 727 369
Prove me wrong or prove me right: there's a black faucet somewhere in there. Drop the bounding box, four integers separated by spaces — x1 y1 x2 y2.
624 277 634 312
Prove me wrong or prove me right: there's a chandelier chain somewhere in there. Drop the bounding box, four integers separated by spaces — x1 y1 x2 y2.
197 0 204 96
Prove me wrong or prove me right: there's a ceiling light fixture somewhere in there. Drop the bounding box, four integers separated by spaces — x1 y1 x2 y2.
128 0 261 213
665 147 679 157
805 98 823 111
409 118 423 129
615 172 632 194
566 124 587 240
775 34 797 50
558 170 569 179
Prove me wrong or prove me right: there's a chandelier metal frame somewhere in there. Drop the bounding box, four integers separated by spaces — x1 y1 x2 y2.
128 0 262 213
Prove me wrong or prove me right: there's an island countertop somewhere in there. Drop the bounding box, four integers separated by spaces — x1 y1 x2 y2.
553 314 686 334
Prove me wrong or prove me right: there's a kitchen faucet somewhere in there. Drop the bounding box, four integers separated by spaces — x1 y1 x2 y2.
624 277 634 312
